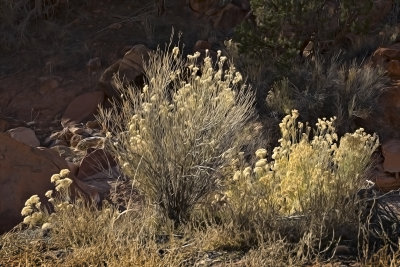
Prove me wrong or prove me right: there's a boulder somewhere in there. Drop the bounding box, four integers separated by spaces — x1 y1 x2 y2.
0 133 104 233
98 44 150 98
0 133 67 233
61 91 104 127
7 127 40 147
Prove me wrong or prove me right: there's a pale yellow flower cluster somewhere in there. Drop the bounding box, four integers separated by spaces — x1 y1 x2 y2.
21 194 43 228
51 169 73 192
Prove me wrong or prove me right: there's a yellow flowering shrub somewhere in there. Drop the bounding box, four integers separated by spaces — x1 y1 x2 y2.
99 44 256 225
225 110 379 218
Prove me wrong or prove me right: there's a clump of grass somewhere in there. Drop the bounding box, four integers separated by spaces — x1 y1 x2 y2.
98 43 257 225
266 56 389 134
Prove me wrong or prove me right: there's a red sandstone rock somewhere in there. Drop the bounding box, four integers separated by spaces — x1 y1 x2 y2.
0 133 67 233
61 91 104 127
382 139 400 174
7 127 40 147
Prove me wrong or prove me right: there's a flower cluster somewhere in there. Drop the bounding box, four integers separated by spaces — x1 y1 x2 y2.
50 169 73 192
21 195 43 228
48 169 74 213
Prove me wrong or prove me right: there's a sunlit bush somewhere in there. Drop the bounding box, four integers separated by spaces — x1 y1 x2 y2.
225 110 378 218
99 45 256 225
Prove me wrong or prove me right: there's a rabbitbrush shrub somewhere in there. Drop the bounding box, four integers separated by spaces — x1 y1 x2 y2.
224 110 379 225
99 45 256 225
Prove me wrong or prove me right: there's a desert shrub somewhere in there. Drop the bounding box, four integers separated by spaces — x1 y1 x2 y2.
266 56 389 134
221 110 378 249
235 0 375 69
98 45 256 225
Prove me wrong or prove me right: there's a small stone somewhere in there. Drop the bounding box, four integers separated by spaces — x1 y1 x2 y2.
7 127 40 147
